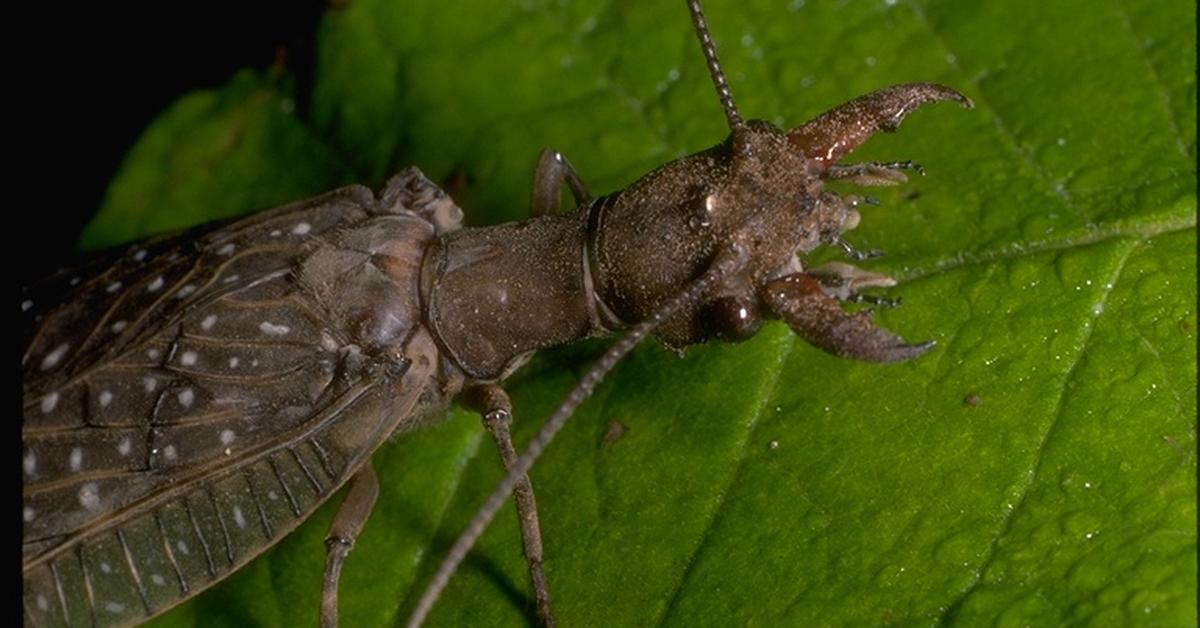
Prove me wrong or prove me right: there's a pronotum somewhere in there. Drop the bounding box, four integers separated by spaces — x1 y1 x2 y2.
21 1 973 626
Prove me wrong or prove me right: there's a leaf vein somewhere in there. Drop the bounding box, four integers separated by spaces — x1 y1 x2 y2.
653 335 797 627
936 237 1139 623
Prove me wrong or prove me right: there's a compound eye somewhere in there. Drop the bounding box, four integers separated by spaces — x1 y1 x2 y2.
704 295 762 343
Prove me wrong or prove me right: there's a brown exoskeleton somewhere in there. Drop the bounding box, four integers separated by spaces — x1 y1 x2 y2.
409 0 972 624
20 1 971 626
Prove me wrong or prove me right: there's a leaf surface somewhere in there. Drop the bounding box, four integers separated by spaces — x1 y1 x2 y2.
83 0 1195 626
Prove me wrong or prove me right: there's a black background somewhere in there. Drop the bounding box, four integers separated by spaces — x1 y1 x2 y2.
22 1 327 284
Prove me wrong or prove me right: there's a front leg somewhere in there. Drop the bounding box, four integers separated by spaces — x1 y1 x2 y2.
463 384 556 627
530 148 592 217
762 272 932 362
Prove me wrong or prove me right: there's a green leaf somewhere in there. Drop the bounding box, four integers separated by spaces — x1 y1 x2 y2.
82 0 1195 626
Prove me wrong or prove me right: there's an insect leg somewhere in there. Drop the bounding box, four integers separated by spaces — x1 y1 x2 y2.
463 384 557 627
762 272 933 362
530 148 592 217
320 464 380 628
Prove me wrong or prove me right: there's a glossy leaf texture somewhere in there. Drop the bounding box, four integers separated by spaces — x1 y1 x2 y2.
79 0 1195 626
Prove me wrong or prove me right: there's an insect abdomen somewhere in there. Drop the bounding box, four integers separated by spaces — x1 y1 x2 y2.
23 168 467 627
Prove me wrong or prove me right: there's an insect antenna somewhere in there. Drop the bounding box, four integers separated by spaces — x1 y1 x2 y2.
686 0 744 130
406 245 748 628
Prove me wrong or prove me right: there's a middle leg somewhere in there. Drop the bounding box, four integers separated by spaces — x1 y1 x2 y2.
463 384 556 627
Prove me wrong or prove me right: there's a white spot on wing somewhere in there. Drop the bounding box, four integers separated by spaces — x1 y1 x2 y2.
40 342 70 371
259 321 290 335
291 222 312 236
178 388 195 407
201 314 217 330
36 594 48 611
21 299 32 312
79 483 101 510
270 229 282 237
23 452 36 475
220 429 236 445
111 320 128 333
228 357 240 368
99 390 114 407
106 282 122 293
69 447 82 472
100 562 112 574
176 540 190 555
232 505 246 529
143 377 157 392
151 574 166 586
176 285 196 299
223 274 240 284
147 276 164 292
162 445 177 461
104 602 125 614
267 490 278 501
216 243 236 256
24 506 35 523
117 438 132 456
41 392 59 413
180 351 198 366
147 348 161 361
132 249 148 262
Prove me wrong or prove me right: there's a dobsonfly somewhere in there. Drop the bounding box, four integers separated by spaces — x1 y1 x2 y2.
21 1 974 626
